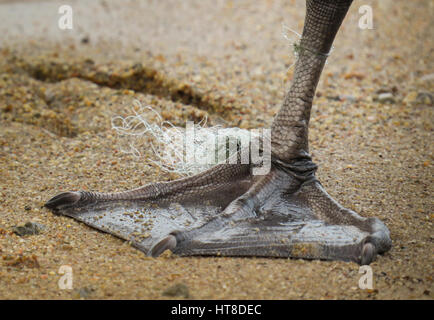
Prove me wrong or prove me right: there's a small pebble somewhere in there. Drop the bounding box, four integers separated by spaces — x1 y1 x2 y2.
72 287 95 299
162 283 190 298
377 93 395 104
12 222 45 236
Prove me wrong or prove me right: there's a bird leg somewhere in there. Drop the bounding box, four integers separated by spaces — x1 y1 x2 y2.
45 0 391 265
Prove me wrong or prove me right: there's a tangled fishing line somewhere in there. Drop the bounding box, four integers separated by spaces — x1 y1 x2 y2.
110 26 309 176
111 100 258 177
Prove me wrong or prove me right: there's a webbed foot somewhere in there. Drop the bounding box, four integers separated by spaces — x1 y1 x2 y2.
45 162 391 265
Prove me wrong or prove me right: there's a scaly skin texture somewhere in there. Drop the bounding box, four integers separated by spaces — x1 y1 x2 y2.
272 0 352 162
45 0 392 265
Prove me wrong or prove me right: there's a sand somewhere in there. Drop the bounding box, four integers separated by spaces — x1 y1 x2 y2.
0 0 432 299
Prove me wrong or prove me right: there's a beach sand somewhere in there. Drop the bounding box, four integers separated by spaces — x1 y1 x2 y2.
0 0 432 299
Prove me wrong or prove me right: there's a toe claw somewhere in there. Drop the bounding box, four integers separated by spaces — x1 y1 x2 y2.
149 235 177 257
44 192 81 210
360 242 376 265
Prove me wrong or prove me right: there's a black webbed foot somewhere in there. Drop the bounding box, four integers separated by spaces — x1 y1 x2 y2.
45 163 391 265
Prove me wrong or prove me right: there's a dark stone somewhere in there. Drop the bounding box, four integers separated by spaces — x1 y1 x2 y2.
13 222 45 236
74 287 95 299
162 283 190 298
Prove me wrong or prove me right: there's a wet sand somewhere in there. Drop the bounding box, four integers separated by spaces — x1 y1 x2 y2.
0 0 432 299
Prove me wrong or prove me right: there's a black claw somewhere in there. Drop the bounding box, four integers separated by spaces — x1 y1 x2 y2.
149 235 177 257
44 191 81 210
360 242 376 265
